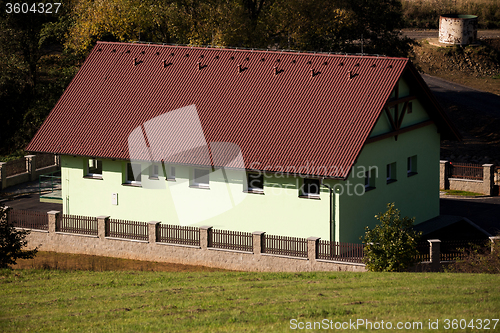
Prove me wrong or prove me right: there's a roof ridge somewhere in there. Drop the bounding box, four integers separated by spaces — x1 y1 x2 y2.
95 41 409 61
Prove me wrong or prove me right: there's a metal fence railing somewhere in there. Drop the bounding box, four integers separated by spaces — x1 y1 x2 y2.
8 209 48 230
58 214 98 236
107 218 148 241
158 224 200 246
263 234 308 258
210 229 253 252
450 162 483 180
317 240 364 263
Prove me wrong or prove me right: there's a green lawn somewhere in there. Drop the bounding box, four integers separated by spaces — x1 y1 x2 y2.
1 269 499 332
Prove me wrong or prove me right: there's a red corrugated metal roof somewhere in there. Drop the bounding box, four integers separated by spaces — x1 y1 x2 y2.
26 42 439 179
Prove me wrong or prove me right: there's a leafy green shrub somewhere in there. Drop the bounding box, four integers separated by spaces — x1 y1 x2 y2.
0 206 38 268
361 203 422 272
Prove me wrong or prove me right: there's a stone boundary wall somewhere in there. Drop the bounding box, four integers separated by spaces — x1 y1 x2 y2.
0 155 60 190
19 212 367 272
440 161 494 195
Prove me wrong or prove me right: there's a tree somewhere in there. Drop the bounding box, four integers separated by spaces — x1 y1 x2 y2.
0 207 38 269
361 203 421 272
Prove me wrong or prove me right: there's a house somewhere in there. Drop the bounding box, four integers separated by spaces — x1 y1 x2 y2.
26 42 460 244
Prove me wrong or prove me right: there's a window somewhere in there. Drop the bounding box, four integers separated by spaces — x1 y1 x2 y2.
149 164 159 179
246 173 264 193
407 102 413 114
86 159 102 179
300 178 320 198
407 155 417 177
126 163 141 185
365 168 376 190
167 166 176 181
386 162 397 184
191 168 209 188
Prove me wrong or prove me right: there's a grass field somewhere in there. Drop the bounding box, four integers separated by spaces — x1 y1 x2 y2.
1 268 499 332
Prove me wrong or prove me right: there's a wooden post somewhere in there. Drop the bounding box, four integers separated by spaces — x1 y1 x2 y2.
307 237 320 262
252 231 265 254
148 221 160 243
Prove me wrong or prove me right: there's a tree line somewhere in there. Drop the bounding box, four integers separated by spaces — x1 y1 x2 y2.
0 0 412 156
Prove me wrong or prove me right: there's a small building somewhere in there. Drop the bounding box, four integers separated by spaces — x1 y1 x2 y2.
26 42 460 243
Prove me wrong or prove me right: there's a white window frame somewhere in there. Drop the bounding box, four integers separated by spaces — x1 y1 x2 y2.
246 172 264 194
190 168 210 189
149 164 159 179
86 158 103 179
300 178 320 199
407 155 417 177
387 162 397 184
125 162 142 185
167 166 176 181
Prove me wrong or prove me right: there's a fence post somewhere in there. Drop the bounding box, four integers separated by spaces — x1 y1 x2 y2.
148 221 160 243
199 226 212 250
489 236 500 253
482 164 494 196
440 160 449 190
307 237 320 261
97 216 110 239
47 211 60 233
428 239 441 271
252 231 265 254
25 155 36 181
55 155 60 167
0 162 6 190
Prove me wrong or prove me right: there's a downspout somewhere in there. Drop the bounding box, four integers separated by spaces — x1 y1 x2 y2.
320 179 334 242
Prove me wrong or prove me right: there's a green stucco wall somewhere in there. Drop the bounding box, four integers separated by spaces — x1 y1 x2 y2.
61 156 336 240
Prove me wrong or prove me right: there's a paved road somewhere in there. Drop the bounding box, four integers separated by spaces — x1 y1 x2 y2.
421 74 500 117
401 29 500 40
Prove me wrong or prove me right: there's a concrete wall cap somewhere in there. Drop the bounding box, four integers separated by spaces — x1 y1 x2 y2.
427 239 441 243
24 155 36 158
148 221 161 225
47 210 61 215
252 231 265 235
199 225 213 230
482 164 494 167
440 160 449 164
307 236 321 241
96 215 110 219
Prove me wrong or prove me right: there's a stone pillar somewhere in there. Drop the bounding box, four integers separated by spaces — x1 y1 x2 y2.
440 160 449 190
307 237 320 262
148 221 160 243
252 231 265 254
97 216 110 239
0 162 6 190
199 226 212 249
482 164 494 196
25 155 36 181
55 155 60 167
489 236 500 253
428 239 441 271
47 210 60 233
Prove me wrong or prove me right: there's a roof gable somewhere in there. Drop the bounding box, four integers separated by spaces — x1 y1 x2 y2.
27 42 421 178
